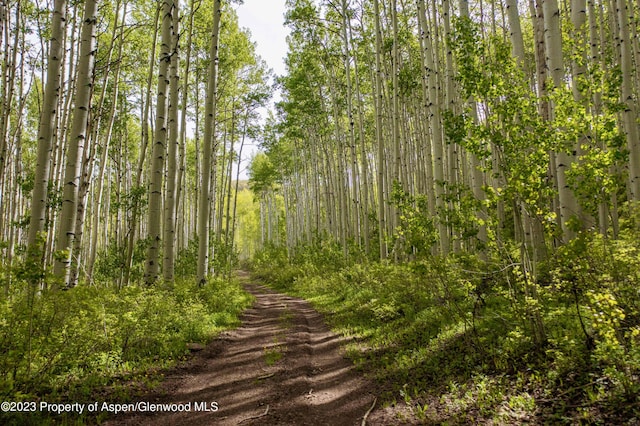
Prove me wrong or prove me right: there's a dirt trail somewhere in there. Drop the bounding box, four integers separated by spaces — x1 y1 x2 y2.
107 274 380 425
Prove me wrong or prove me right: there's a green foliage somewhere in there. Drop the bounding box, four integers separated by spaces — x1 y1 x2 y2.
390 182 437 256
93 239 147 286
452 20 553 199
211 236 240 276
547 228 640 400
549 83 627 218
175 237 239 279
234 188 261 261
263 342 285 366
175 239 199 278
0 262 253 405
248 152 280 195
112 185 147 217
251 228 640 422
442 182 486 244
252 243 289 271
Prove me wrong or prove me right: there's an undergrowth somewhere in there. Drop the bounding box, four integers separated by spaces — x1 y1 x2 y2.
251 234 640 424
0 265 253 425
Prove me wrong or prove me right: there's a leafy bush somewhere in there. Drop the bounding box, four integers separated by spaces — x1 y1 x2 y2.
93 238 147 286
547 229 640 400
250 230 640 423
0 265 252 402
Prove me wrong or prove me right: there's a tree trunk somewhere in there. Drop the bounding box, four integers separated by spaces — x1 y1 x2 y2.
197 0 222 285
86 1 126 283
543 0 581 241
373 0 388 260
27 0 67 276
53 0 98 286
162 0 180 284
144 0 174 286
121 3 160 287
616 0 640 200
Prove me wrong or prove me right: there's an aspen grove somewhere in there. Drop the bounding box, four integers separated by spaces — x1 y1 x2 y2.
2 0 640 423
250 0 640 422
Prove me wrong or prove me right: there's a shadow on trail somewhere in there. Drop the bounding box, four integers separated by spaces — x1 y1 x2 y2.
106 278 377 426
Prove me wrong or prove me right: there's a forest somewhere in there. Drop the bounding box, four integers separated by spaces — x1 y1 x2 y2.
2 0 640 424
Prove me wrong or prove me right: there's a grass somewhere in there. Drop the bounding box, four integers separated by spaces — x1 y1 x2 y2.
279 308 294 328
262 310 292 366
264 344 285 366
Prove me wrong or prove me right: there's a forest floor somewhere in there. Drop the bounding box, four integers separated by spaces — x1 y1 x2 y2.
105 272 401 425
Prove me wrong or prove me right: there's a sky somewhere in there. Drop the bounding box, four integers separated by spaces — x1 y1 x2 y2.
235 0 289 77
233 0 290 180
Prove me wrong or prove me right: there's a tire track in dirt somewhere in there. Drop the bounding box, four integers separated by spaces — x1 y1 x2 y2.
106 274 379 425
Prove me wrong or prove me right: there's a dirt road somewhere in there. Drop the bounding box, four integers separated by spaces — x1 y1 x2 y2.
107 276 380 425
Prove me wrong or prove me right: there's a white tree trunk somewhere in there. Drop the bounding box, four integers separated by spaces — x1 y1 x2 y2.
163 0 180 283
27 0 67 267
144 0 174 285
543 0 581 241
197 0 222 285
616 0 640 200
53 0 98 286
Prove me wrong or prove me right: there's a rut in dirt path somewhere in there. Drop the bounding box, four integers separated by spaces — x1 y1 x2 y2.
107 276 379 426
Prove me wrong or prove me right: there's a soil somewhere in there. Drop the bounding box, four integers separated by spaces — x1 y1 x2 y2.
104 273 397 425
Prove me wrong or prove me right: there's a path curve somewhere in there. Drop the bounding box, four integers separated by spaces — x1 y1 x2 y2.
107 274 379 425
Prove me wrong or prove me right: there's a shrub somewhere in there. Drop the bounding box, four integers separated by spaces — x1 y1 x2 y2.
0 264 252 402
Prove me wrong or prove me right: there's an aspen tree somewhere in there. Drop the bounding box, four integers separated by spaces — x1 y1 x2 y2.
391 0 401 199
502 0 547 342
176 0 196 254
53 0 98 286
197 0 222 285
38 3 71 269
616 0 640 200
86 1 127 282
587 0 609 234
459 0 488 256
144 0 174 285
418 0 449 254
443 0 458 199
215 105 229 246
163 0 180 283
0 1 25 254
224 108 236 253
230 108 252 270
543 0 581 241
348 9 371 253
0 0 18 188
416 0 436 219
373 0 388 259
324 61 349 256
121 3 161 287
27 0 67 270
49 5 88 270
340 0 361 250
504 0 547 272
571 0 588 102
0 1 6 185
569 0 595 230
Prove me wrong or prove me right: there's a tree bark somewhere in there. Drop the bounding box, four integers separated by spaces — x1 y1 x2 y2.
616 0 640 200
197 0 222 285
27 0 67 274
144 0 174 285
53 0 98 286
373 0 388 260
162 0 180 284
543 0 581 241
